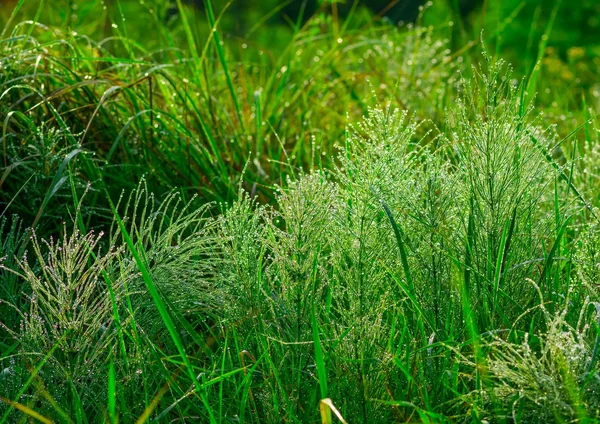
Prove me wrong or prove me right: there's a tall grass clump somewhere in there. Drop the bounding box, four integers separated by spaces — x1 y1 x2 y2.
450 57 560 329
1 221 122 421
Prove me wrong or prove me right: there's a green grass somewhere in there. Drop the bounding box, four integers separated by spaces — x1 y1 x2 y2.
1 0 600 422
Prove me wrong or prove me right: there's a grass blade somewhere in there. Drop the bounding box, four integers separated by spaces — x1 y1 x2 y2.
108 357 117 424
204 0 244 131
0 397 52 424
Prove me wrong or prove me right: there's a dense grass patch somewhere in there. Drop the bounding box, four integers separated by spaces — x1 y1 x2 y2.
1 1 600 422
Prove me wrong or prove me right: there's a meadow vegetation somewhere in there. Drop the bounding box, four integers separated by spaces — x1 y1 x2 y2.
1 0 600 422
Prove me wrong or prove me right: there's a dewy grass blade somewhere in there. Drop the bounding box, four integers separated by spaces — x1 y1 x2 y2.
255 90 262 159
310 248 328 400
108 356 117 424
375 188 433 337
386 268 435 334
376 191 413 292
312 313 328 400
174 0 200 68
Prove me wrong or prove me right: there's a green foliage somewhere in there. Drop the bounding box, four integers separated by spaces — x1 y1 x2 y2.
2 1 600 423
2 222 121 419
461 287 600 421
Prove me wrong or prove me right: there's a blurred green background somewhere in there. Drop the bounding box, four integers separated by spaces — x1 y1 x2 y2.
2 0 599 56
2 0 599 101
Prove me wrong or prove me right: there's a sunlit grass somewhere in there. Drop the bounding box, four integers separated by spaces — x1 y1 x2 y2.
1 1 600 422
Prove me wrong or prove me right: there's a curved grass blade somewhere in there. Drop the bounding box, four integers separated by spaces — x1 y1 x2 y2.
204 0 244 131
0 397 52 424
